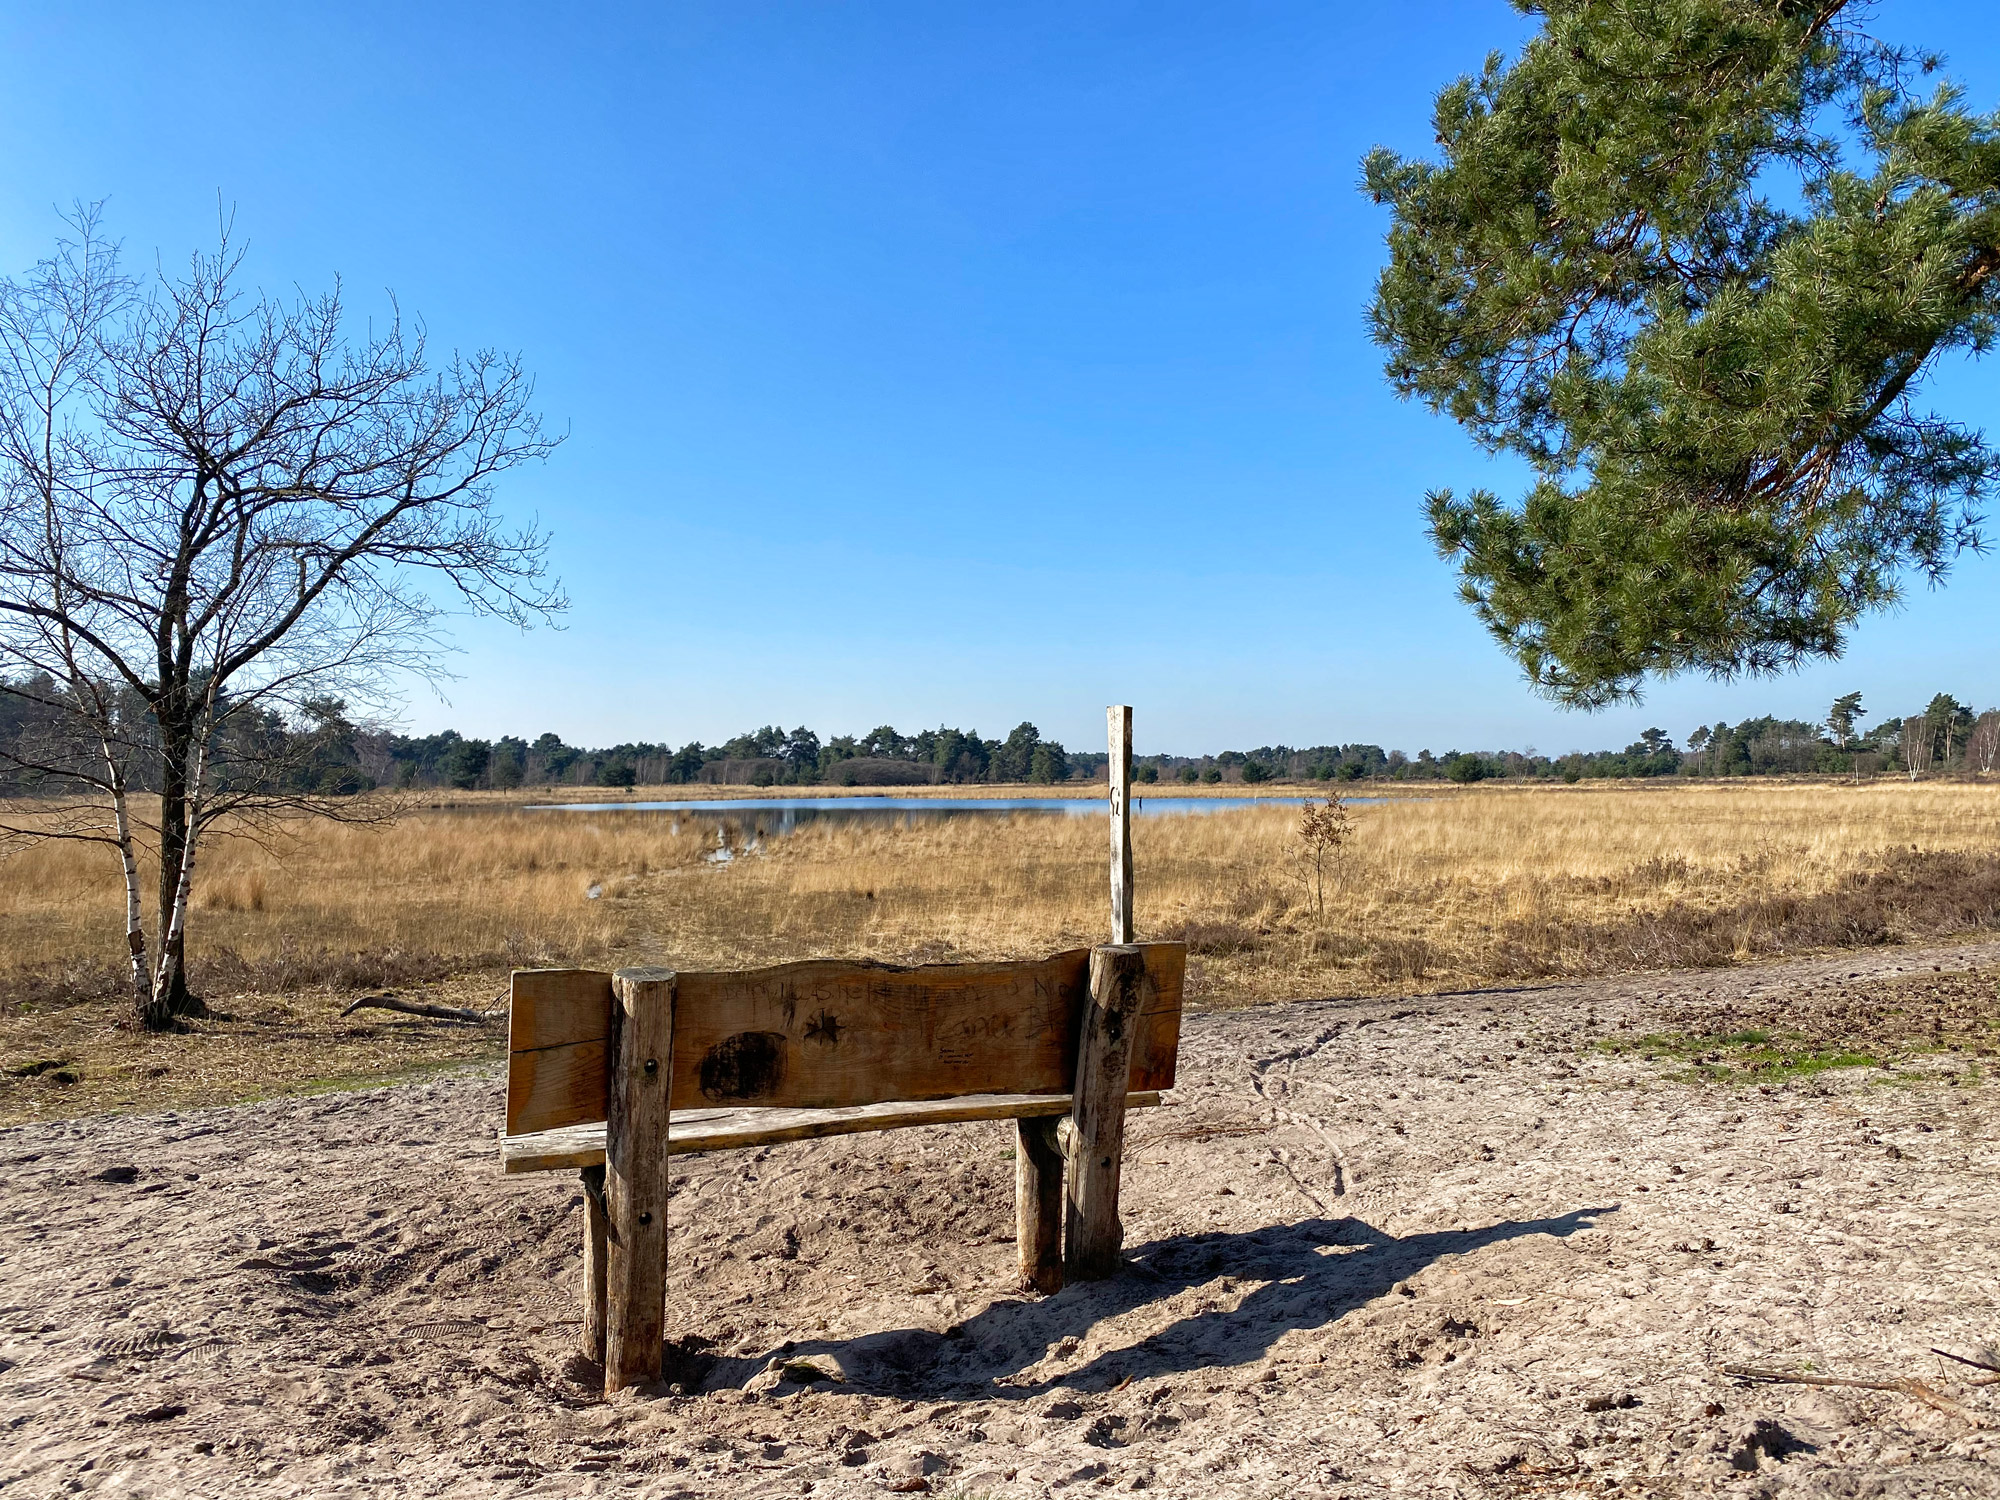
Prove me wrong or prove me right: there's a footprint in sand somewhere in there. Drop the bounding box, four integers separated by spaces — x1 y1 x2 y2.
400 1319 487 1345
91 1329 181 1358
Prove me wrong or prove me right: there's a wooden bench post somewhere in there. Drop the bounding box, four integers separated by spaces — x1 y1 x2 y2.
1066 943 1145 1280
580 1163 608 1363
1015 1117 1065 1293
1108 704 1134 945
605 967 675 1392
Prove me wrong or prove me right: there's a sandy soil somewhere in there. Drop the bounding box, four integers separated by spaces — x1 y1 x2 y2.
4 942 2000 1499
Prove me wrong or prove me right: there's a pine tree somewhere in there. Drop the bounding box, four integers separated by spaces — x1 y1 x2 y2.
1366 1 1999 707
1827 691 1867 748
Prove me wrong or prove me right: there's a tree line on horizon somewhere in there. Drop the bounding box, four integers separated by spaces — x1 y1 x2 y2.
6 678 1990 795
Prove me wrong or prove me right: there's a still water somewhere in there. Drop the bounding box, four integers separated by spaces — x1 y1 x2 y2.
527 793 1375 837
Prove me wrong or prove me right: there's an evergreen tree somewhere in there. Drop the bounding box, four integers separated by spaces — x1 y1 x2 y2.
443 737 491 790
1827 691 1867 748
1028 740 1070 784
666 742 706 784
991 722 1042 783
490 736 528 790
1367 1 2000 707
1924 692 1975 765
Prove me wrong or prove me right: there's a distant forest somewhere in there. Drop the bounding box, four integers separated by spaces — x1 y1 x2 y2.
2 679 1995 794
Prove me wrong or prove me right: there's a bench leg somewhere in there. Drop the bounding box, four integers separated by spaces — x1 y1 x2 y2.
1066 944 1146 1281
605 967 676 1393
1015 1117 1065 1294
581 1164 608 1363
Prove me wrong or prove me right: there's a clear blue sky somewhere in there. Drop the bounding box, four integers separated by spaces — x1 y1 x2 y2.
1 2 1993 757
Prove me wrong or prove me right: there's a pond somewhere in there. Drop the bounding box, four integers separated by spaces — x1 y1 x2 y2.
526 793 1378 837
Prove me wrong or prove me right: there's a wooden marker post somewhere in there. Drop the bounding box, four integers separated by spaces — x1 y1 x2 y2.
1108 704 1133 945
605 966 675 1392
1066 943 1146 1279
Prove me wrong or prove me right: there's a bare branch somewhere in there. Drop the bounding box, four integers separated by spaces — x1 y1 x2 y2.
0 211 563 1026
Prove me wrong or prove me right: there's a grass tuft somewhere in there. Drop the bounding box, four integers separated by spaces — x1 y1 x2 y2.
6 779 2000 1115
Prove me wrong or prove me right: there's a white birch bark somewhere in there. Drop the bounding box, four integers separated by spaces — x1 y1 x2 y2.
153 731 210 999
101 738 151 1011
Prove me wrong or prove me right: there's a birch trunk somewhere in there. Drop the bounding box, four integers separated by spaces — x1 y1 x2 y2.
151 732 209 1024
101 740 152 1017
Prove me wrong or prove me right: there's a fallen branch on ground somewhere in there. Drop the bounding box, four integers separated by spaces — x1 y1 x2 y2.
1930 1347 2000 1387
1932 1346 2000 1373
340 994 502 1024
1722 1365 1990 1427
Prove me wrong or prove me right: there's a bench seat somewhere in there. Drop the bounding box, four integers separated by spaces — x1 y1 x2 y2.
502 1089 1164 1174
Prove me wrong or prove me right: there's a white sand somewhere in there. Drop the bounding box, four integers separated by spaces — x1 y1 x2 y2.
5 940 1999 1497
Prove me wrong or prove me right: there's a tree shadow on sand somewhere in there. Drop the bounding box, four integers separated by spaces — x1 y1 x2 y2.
698 1205 1615 1398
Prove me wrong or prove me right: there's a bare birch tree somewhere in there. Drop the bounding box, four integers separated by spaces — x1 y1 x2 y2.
1967 711 2000 776
1900 714 1935 781
0 209 562 1028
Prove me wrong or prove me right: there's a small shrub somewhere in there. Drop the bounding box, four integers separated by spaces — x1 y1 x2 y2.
1296 795 1353 917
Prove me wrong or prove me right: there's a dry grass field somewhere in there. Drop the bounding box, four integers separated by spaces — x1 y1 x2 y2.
5 779 2000 1120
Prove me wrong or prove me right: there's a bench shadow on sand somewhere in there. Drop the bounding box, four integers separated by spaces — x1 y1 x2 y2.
692 1206 1615 1398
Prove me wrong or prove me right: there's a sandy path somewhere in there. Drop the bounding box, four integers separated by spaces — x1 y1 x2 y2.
4 941 2000 1498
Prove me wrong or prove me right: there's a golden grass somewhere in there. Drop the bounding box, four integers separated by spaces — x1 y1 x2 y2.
7 778 2000 1120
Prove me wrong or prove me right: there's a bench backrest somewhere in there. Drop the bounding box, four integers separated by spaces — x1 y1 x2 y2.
505 943 1186 1137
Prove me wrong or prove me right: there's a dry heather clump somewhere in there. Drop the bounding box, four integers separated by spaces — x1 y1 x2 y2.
4 780 2000 1014
8 779 2000 1116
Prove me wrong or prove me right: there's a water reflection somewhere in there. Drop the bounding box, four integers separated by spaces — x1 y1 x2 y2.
526 793 1380 838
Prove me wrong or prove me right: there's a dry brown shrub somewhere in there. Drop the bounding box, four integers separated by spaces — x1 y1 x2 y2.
6 780 2000 1017
1488 847 2000 978
1169 919 1263 956
10 779 2000 1114
1367 936 1438 983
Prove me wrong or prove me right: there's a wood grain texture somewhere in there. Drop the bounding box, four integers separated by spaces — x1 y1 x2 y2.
604 967 674 1393
510 968 615 1051
506 1038 610 1137
507 969 614 1135
580 1164 607 1364
1109 705 1133 945
501 1091 1165 1173
1015 1116 1065 1295
504 945 1185 1134
1066 945 1147 1281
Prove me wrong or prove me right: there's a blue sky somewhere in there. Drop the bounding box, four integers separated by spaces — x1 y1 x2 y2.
0 2 1993 758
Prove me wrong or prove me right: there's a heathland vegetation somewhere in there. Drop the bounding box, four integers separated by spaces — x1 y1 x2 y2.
7 778 2000 1120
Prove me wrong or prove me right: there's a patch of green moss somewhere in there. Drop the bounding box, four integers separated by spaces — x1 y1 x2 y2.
1596 1028 1878 1085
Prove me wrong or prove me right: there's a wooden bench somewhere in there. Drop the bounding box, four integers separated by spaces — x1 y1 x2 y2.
500 705 1187 1392
502 944 1185 1391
